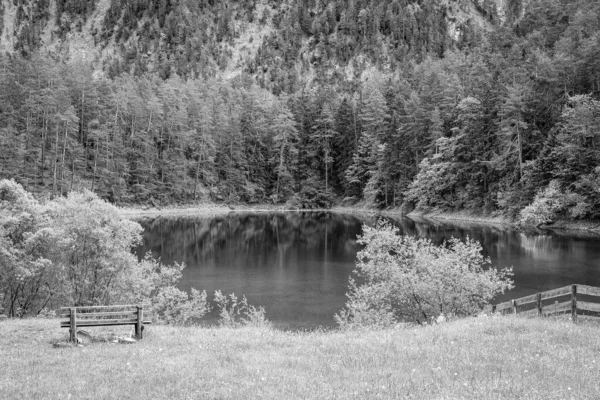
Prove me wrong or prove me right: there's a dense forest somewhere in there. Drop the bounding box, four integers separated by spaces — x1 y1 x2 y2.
0 0 599 220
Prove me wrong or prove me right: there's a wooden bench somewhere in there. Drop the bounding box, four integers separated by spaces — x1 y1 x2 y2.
60 305 152 342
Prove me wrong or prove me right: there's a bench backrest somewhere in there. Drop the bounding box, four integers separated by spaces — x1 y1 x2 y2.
60 305 152 341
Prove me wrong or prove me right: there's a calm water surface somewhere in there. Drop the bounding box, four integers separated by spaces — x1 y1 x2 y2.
137 212 600 329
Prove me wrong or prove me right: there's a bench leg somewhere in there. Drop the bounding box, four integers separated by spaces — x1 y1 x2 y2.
69 328 77 343
69 308 78 343
134 324 144 339
135 306 143 339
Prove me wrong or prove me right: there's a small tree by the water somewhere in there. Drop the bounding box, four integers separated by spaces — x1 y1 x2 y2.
0 179 207 323
336 221 514 328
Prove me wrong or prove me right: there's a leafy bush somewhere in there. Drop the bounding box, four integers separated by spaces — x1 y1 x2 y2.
336 221 513 328
519 180 589 225
152 286 210 325
0 179 206 321
285 176 334 209
0 179 56 317
214 290 270 328
404 159 456 210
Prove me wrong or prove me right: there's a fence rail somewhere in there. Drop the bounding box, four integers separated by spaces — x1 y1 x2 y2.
488 284 600 323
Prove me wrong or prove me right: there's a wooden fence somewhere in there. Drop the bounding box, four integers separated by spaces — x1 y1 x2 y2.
489 284 600 323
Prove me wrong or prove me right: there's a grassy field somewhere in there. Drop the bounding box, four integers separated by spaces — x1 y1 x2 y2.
1 316 599 399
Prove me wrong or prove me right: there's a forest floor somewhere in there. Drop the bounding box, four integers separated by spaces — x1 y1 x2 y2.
1 316 599 399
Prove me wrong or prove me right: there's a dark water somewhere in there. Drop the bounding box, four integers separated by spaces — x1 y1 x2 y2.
137 212 600 329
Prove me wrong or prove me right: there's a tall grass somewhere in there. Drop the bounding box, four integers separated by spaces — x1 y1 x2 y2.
1 316 599 399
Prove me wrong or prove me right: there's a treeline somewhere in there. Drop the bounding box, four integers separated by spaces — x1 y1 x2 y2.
1 0 600 220
0 54 304 205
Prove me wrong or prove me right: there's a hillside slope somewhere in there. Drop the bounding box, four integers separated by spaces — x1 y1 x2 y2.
0 0 521 89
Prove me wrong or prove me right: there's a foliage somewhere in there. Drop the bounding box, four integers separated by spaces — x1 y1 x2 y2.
213 290 270 328
519 180 590 226
2 0 600 220
336 221 514 328
0 180 204 320
404 158 455 210
0 179 53 317
151 286 210 325
285 176 334 209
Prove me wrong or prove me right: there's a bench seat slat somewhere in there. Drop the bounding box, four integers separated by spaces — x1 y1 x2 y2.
61 320 152 327
59 316 153 323
60 305 149 310
60 311 138 318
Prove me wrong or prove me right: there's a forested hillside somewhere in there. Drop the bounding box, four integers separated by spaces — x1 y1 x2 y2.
0 0 599 221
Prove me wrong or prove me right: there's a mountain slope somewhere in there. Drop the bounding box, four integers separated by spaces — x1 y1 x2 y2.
1 0 522 90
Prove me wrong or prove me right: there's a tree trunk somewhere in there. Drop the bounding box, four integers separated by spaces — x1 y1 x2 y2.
70 156 75 192
91 139 98 192
40 109 47 189
52 123 60 197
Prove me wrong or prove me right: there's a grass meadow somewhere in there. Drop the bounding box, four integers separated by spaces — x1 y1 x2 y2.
1 316 599 399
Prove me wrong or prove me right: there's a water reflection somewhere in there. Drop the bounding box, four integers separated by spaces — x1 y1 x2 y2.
136 212 600 329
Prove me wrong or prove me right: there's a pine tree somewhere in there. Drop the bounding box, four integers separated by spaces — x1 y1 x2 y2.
495 83 529 183
312 102 336 193
428 107 444 157
333 97 357 195
345 83 391 205
271 102 299 202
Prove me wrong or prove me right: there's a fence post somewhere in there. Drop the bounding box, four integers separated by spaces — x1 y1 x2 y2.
537 293 542 316
70 308 77 343
512 299 517 315
571 284 577 324
135 306 143 339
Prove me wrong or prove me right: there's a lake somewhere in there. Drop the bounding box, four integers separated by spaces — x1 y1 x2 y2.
137 212 600 329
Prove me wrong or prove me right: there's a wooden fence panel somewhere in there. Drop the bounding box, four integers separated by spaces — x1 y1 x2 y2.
578 301 600 313
491 284 600 323
515 294 539 306
576 285 600 297
540 286 572 300
542 301 572 315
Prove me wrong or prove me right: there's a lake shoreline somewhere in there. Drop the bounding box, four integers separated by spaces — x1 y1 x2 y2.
118 203 600 235
405 209 600 236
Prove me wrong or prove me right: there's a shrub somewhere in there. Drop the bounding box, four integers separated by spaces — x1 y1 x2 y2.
519 180 589 225
0 179 206 321
285 176 334 209
336 221 513 328
404 159 456 210
214 290 270 328
152 286 210 325
0 179 55 317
